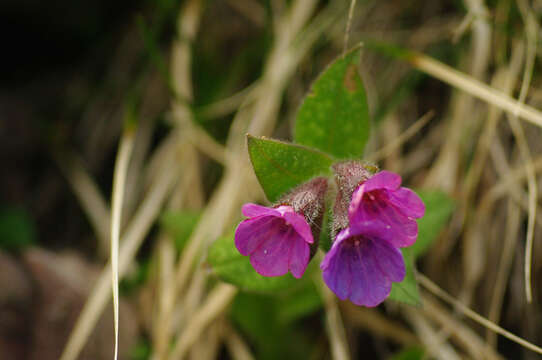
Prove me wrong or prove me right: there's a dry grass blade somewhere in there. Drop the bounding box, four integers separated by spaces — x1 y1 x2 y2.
171 0 324 307
168 283 237 360
420 295 503 360
341 304 418 345
110 127 136 360
197 83 257 120
223 322 256 360
516 0 539 303
419 274 542 355
369 110 434 163
487 199 520 348
404 309 460 360
405 52 542 128
506 113 537 303
53 151 111 257
59 154 180 360
343 0 357 54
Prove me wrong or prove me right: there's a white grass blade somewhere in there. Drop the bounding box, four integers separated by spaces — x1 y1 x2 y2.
110 127 135 360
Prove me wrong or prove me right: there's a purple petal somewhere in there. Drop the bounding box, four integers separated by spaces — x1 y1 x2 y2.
369 240 405 282
241 203 280 218
249 226 292 276
235 216 282 255
321 230 353 300
349 242 391 307
321 229 407 307
387 188 425 219
283 210 314 244
288 236 310 278
363 171 401 193
350 197 418 248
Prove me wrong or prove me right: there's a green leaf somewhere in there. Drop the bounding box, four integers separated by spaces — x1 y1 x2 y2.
208 232 298 292
160 210 200 251
231 292 314 360
389 346 425 360
120 259 150 295
294 47 370 159
247 135 333 203
275 273 322 324
412 190 454 258
388 247 421 306
129 338 151 360
0 207 36 251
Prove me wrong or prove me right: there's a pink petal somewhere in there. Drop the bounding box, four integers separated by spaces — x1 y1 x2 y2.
249 227 292 277
387 188 425 219
349 184 366 217
288 236 310 278
283 210 314 244
363 171 401 193
350 198 418 248
241 203 280 218
235 216 282 255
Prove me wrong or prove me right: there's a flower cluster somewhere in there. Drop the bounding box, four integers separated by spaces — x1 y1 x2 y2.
234 162 424 307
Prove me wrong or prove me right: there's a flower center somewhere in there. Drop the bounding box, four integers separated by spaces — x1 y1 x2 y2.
345 235 369 249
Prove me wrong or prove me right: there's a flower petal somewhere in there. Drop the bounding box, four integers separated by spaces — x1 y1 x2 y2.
241 203 280 218
387 188 425 219
249 226 292 276
369 239 405 282
321 230 353 300
363 171 401 193
234 216 282 255
350 198 418 248
283 210 314 244
347 240 391 307
288 236 310 278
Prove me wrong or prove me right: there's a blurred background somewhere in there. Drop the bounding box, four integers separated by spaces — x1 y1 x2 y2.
2 0 542 359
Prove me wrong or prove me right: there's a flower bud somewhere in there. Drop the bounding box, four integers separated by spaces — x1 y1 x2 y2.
277 177 328 256
331 161 376 239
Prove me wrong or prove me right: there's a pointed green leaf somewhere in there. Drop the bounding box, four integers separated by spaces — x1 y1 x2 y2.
208 232 298 292
294 47 370 159
247 135 333 203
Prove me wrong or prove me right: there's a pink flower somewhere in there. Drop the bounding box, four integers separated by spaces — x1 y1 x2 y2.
235 203 314 279
349 171 425 247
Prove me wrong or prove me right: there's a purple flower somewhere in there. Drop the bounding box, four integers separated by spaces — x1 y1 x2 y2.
349 171 425 247
322 168 424 307
320 224 405 307
235 203 314 279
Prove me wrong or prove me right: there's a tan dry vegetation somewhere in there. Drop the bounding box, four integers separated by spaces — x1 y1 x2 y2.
50 0 542 359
